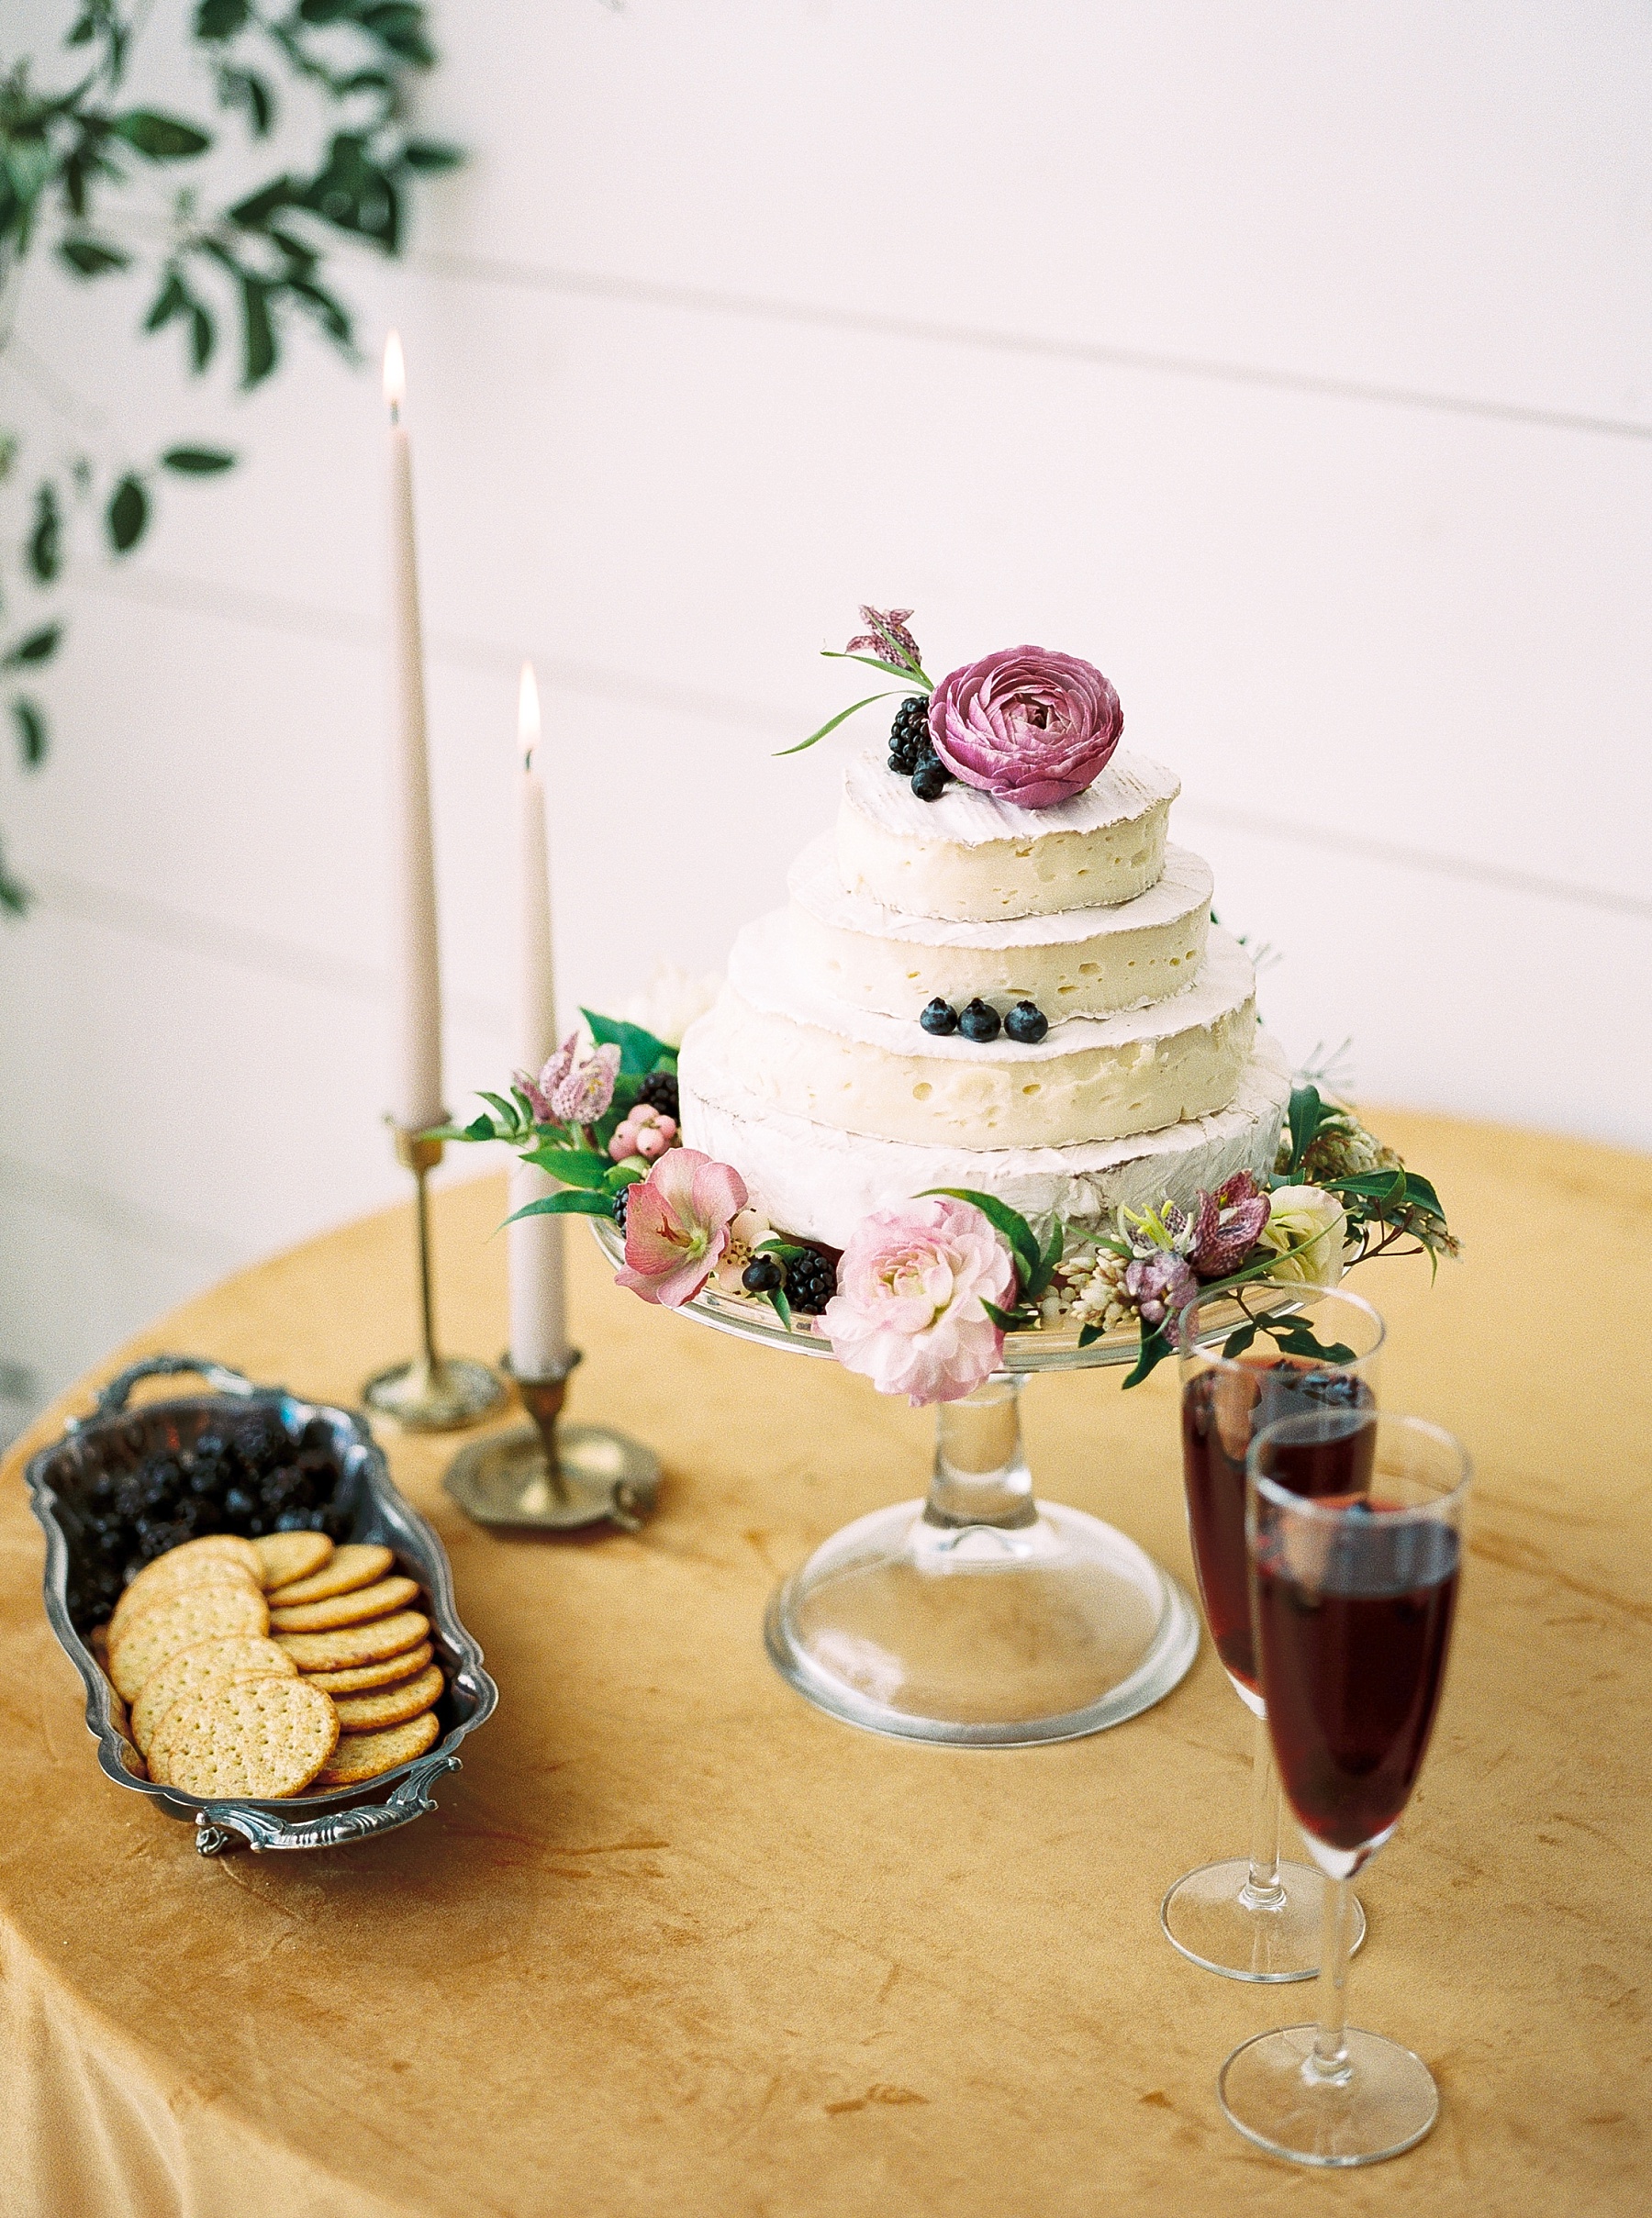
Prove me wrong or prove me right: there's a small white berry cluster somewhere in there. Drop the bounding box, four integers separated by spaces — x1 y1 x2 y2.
608 1103 678 1165
1037 1243 1134 1334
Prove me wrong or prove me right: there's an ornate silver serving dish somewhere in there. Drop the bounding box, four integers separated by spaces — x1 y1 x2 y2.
25 1354 497 1856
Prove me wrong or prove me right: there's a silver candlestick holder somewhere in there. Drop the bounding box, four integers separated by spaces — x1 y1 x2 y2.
363 1126 507 1431
443 1348 661 1533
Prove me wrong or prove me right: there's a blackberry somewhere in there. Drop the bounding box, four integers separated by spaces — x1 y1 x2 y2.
887 696 931 775
635 1070 680 1120
612 1185 630 1234
958 998 1001 1042
921 998 959 1036
1004 1000 1049 1044
784 1248 838 1315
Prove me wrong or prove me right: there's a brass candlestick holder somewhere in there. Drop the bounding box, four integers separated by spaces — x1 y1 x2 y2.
363 1126 507 1431
443 1348 661 1533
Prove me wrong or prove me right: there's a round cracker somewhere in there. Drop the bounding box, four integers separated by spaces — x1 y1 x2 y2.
269 1576 419 1634
267 1544 393 1608
109 1584 271 1701
333 1663 444 1736
274 1611 429 1673
110 1558 260 1642
313 1708 440 1788
302 1641 433 1697
251 1532 333 1590
130 1635 296 1755
149 1677 339 1800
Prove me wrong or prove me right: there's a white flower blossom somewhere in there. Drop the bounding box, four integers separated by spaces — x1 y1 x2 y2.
620 963 722 1049
1254 1186 1348 1287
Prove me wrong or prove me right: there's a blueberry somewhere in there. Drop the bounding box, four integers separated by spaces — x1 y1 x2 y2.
958 998 1001 1042
910 759 950 801
1003 1000 1049 1044
742 1257 784 1295
920 998 959 1036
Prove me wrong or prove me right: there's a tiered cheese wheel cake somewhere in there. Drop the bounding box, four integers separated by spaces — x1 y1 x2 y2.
677 744 1289 1250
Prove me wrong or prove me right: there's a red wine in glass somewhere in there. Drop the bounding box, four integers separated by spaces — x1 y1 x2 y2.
1181 1361 1375 1696
1252 1505 1460 1853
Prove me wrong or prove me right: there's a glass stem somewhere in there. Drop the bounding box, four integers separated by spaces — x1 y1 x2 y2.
924 1373 1036 1530
1308 1877 1356 2081
1239 1708 1286 1911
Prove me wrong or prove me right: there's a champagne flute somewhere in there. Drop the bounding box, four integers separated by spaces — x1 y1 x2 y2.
1161 1280 1383 1980
1219 1409 1471 2166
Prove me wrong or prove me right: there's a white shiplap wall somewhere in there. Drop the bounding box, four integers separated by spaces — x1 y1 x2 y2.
2 1 1650 1422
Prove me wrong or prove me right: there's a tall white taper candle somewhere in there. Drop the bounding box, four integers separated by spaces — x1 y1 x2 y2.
508 663 571 1377
384 330 444 1133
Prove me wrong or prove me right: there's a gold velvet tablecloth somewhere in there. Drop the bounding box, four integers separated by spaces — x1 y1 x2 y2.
1 1111 1648 2217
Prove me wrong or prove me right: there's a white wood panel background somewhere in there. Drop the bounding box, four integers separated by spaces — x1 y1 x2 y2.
2 1 1649 1424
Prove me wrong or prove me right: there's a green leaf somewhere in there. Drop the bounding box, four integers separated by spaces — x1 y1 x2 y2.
189 304 215 371
1222 1320 1260 1359
229 176 301 230
161 446 235 475
1122 1324 1176 1390
765 1285 794 1330
981 1298 1031 1333
755 1239 808 1262
2 625 62 670
106 474 149 553
581 1009 672 1077
144 272 188 331
460 1112 495 1142
299 0 358 20
1077 1321 1104 1349
502 1189 617 1227
399 140 464 173
196 0 252 38
775 690 902 758
919 1187 1042 1293
28 486 61 585
1265 1323 1357 1365
519 1145 610 1190
1286 1084 1325 1173
58 235 130 276
110 111 213 162
240 275 276 385
0 841 30 917
603 1159 647 1192
288 276 353 347
12 698 48 768
820 649 932 690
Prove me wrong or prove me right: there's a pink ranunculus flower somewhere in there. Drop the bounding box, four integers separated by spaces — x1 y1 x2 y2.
822 1196 1016 1406
616 1148 749 1309
928 646 1123 808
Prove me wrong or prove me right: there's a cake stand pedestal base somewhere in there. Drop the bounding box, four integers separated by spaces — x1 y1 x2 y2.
764 1372 1199 1746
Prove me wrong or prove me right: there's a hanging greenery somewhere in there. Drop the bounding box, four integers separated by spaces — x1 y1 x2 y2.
0 1 463 914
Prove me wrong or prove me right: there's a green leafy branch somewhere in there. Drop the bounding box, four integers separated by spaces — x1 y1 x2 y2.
0 0 463 914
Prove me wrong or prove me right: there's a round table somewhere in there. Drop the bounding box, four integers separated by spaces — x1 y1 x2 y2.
1 1111 1646 2216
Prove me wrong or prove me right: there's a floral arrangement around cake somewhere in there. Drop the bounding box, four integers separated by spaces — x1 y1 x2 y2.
441 610 1457 1405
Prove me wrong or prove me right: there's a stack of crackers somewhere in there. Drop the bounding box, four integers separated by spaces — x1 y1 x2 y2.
92 1532 446 1799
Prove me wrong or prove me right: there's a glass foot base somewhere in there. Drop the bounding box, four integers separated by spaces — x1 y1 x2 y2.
1219 2024 1439 2167
1162 1858 1366 1982
764 1498 1199 1746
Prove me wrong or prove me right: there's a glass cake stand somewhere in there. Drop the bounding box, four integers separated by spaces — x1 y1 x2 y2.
591 1221 1199 1746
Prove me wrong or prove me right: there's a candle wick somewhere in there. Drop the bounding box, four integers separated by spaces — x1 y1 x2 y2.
524 745 534 773
389 399 401 427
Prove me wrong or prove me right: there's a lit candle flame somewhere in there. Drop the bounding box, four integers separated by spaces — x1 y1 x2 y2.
519 661 541 769
384 329 406 421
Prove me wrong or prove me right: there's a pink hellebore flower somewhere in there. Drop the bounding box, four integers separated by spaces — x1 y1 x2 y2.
1189 1172 1271 1281
822 1196 1016 1407
615 1148 749 1310
929 646 1123 808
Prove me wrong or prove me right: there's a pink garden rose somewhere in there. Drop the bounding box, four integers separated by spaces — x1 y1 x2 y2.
822 1196 1017 1406
616 1148 748 1309
929 646 1123 808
